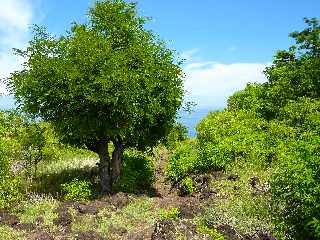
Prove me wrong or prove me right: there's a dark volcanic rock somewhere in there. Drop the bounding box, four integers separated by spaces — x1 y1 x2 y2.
0 209 19 226
76 204 98 214
29 232 54 240
53 207 72 228
152 220 176 240
227 174 239 181
217 224 242 240
76 231 105 240
258 233 277 240
14 222 35 231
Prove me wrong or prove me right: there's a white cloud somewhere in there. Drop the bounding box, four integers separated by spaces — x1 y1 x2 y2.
183 58 269 108
0 0 34 95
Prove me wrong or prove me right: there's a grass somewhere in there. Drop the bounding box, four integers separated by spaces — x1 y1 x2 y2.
16 194 59 230
201 161 275 237
69 197 160 238
30 147 99 197
0 225 26 240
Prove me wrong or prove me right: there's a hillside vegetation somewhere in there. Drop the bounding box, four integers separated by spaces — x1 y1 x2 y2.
0 1 319 239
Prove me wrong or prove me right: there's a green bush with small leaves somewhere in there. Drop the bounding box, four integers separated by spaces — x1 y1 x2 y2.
0 113 24 207
159 207 180 220
271 134 320 239
115 150 155 193
162 122 188 149
61 178 93 201
166 139 199 181
179 177 194 196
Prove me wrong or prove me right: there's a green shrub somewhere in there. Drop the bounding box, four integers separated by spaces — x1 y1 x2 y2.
163 122 188 149
270 135 320 239
61 178 93 201
196 224 225 240
166 139 199 181
197 110 271 171
179 177 194 196
0 138 23 208
115 150 155 193
159 207 180 220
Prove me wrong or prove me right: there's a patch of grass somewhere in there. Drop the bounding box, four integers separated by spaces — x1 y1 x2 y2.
16 194 59 229
0 225 26 240
32 149 99 197
97 198 158 236
202 168 274 237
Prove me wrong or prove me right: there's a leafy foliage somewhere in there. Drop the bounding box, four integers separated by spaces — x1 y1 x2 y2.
9 0 184 150
162 122 188 149
115 150 155 193
61 178 93 201
159 207 180 220
271 135 320 239
8 0 184 191
166 139 199 181
179 177 194 196
167 18 320 239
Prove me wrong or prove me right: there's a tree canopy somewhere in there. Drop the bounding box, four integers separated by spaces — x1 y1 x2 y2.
8 0 185 192
228 18 320 120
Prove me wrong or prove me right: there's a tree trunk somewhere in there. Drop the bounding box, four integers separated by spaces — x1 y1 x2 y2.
111 138 124 184
97 140 112 194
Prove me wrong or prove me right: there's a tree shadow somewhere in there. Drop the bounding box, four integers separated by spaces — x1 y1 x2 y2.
31 165 161 199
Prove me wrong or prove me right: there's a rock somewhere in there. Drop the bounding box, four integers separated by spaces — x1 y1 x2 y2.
249 176 261 189
227 174 239 181
29 232 54 240
109 192 131 209
258 233 277 240
76 231 105 240
0 209 19 226
108 224 128 236
217 224 242 240
53 207 72 228
14 222 35 231
76 204 98 214
152 220 176 240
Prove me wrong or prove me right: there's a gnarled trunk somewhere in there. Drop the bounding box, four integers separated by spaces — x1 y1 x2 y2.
96 140 112 194
111 137 124 184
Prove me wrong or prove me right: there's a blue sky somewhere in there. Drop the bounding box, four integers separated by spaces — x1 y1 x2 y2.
0 0 319 110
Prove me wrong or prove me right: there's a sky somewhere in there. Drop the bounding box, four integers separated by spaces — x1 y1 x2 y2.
0 0 319 110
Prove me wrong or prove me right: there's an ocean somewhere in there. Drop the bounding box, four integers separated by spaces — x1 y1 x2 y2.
0 96 216 136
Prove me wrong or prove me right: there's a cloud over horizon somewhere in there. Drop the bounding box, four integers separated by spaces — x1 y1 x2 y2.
182 50 269 109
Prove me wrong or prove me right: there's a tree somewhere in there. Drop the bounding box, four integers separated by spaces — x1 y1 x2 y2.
8 0 184 193
228 18 320 120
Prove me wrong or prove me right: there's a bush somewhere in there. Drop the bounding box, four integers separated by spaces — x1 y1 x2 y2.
179 177 194 196
166 139 199 181
162 122 188 149
159 207 180 220
0 130 23 208
61 178 93 201
115 150 155 193
197 110 271 171
270 135 320 239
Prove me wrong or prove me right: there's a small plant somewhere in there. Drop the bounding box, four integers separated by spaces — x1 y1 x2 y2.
179 177 194 196
61 178 92 201
159 207 180 220
197 224 225 240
